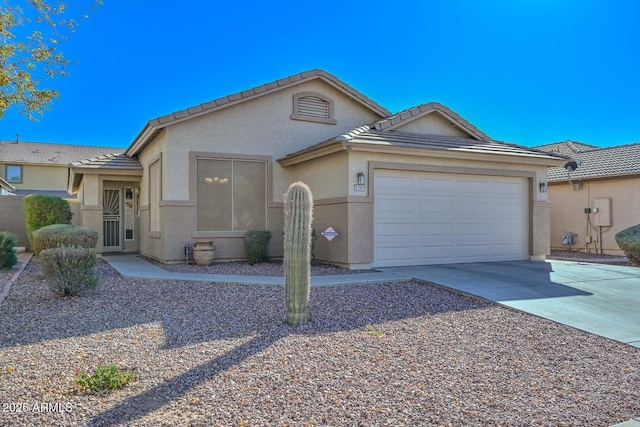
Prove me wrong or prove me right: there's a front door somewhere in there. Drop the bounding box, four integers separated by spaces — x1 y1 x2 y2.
103 188 122 251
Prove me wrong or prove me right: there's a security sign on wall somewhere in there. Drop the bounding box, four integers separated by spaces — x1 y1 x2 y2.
321 226 338 242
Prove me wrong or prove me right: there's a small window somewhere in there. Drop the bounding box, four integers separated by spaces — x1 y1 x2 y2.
290 92 336 125
6 165 22 183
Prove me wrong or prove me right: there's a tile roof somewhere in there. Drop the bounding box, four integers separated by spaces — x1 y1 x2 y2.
126 69 392 156
371 102 491 141
70 153 142 170
280 125 566 164
535 141 640 182
534 140 599 157
0 141 123 166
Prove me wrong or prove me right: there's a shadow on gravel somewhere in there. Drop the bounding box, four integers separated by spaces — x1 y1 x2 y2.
0 259 491 425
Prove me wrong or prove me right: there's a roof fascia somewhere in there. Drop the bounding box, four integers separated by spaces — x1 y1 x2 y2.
548 172 640 184
280 141 567 168
277 142 347 167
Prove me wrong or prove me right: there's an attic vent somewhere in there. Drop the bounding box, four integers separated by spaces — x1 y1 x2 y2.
298 96 329 118
291 92 336 125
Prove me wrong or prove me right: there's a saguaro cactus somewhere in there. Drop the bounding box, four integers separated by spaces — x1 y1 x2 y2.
283 181 313 325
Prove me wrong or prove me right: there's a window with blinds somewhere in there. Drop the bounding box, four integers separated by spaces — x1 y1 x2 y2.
290 92 336 124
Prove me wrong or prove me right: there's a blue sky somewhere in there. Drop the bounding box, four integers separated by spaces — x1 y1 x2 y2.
1 0 638 148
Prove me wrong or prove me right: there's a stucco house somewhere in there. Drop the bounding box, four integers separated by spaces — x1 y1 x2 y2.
68 69 565 268
535 140 640 255
0 140 123 200
0 140 123 248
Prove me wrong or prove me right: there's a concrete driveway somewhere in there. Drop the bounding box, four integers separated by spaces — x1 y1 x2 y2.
381 260 640 347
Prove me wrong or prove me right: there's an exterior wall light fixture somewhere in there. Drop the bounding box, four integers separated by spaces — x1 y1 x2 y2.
539 182 547 193
357 172 366 185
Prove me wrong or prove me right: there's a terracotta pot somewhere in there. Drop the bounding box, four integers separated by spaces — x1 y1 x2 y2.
193 240 216 266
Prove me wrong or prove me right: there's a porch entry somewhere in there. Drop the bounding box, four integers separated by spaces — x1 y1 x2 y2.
103 188 121 250
101 184 139 253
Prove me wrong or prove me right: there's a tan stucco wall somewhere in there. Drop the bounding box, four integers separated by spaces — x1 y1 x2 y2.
287 152 349 200
349 152 549 202
393 112 473 138
163 79 382 202
0 163 68 191
0 195 80 250
0 195 29 247
137 131 166 260
548 178 640 255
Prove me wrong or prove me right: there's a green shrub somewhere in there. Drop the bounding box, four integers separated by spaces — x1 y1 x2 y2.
75 364 136 393
24 194 73 249
0 232 17 269
33 224 98 255
615 224 640 266
245 230 271 264
39 247 98 296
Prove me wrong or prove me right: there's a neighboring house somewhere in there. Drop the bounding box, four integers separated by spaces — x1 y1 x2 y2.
68 69 565 268
535 140 640 255
0 140 123 200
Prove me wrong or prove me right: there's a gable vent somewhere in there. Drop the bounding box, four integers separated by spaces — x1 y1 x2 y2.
298 96 329 119
291 91 336 125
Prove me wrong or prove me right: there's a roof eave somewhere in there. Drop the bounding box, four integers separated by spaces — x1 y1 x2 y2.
548 172 640 184
277 141 347 167
68 169 81 194
348 143 568 166
126 123 158 157
280 141 568 167
69 166 143 175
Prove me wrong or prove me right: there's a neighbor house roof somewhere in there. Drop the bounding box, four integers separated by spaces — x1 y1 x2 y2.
0 141 123 166
279 108 567 166
68 153 143 194
535 141 640 182
126 69 392 157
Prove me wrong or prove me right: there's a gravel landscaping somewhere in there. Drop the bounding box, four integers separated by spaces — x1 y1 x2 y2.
0 257 639 426
146 256 378 276
548 250 634 266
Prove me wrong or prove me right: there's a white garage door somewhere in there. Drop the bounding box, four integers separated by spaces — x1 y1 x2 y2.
374 170 528 267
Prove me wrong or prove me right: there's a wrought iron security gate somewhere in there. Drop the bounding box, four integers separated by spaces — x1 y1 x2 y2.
103 189 122 250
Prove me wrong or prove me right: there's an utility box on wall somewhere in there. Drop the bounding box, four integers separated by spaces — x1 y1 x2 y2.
594 198 611 226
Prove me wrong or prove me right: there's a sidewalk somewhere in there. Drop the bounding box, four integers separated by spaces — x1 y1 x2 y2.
102 254 410 286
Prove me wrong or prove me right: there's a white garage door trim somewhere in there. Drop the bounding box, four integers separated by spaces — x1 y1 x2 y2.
373 170 528 267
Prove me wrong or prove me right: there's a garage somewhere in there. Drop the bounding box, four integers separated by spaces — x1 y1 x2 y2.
373 169 529 267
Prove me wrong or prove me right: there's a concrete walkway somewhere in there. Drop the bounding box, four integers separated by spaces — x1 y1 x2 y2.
102 254 409 286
